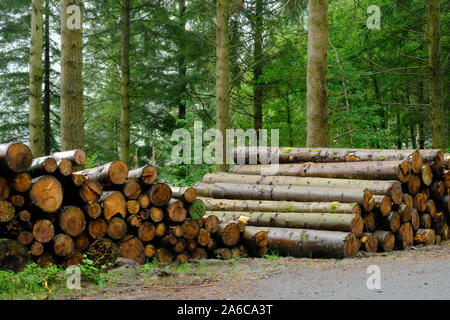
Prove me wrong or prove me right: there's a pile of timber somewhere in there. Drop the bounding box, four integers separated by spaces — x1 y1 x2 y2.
194 147 449 259
0 142 266 272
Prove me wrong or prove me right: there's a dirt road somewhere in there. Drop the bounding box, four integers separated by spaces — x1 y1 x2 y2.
69 241 450 300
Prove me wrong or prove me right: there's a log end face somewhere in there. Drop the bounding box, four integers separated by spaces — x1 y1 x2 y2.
6 143 33 173
31 176 63 213
109 160 129 185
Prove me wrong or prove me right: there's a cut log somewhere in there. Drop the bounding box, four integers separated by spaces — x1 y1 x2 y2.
139 209 150 221
149 183 172 207
418 149 444 168
64 251 84 267
10 173 32 193
430 180 445 200
374 230 395 252
29 157 57 175
10 195 25 207
36 252 55 268
398 204 412 223
359 233 378 253
88 219 107 239
157 248 174 263
79 180 103 203
363 212 377 233
187 239 198 252
229 160 412 183
53 234 74 257
17 231 34 245
435 235 441 245
87 238 118 265
0 200 15 223
432 212 447 235
253 226 360 258
138 193 150 209
171 225 183 238
420 214 432 229
233 146 423 170
182 219 201 240
410 208 420 231
107 217 128 240
195 183 374 212
170 186 197 203
74 233 90 251
217 222 240 247
187 199 206 219
0 142 33 173
160 234 177 247
59 206 85 237
241 227 268 256
144 243 156 259
165 199 187 222
56 159 73 177
29 241 44 256
127 200 140 215
203 173 403 205
71 173 86 187
420 165 433 186
213 248 232 260
200 197 361 215
128 165 157 185
414 229 435 245
0 177 10 201
413 193 427 212
52 149 87 166
372 195 392 217
396 223 413 249
381 211 401 233
76 160 129 187
176 253 190 263
197 229 211 246
440 195 449 213
149 207 164 223
32 219 54 243
426 199 437 216
201 215 220 233
118 237 145 265
173 239 186 253
18 210 31 223
127 214 142 228
84 202 102 219
402 194 413 208
100 191 127 221
30 175 63 213
405 175 420 195
209 211 364 236
441 224 449 240
155 222 166 238
0 239 31 272
123 179 141 200
138 222 155 242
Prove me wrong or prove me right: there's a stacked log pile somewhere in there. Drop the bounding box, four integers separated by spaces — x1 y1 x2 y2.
194 147 449 258
0 142 266 271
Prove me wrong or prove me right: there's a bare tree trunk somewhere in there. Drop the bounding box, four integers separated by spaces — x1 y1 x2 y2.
253 0 263 130
417 81 425 149
178 0 187 120
60 0 84 150
427 0 445 149
215 0 230 172
306 0 329 147
120 0 131 164
43 0 51 155
29 0 45 157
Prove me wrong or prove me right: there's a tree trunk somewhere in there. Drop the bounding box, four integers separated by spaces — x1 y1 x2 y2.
427 0 445 149
170 186 197 203
29 157 58 175
120 0 131 164
29 0 45 157
60 0 84 151
359 233 378 253
230 160 412 183
128 165 158 185
52 149 87 166
203 173 403 205
209 211 363 236
217 222 240 247
177 0 187 120
373 230 395 252
43 0 51 155
200 197 361 215
257 226 359 258
195 182 374 212
306 0 329 147
372 195 392 217
215 0 230 172
76 160 128 187
253 0 263 130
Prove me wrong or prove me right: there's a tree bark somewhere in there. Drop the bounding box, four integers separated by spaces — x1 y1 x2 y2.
43 0 51 155
200 197 361 215
52 149 87 166
120 0 131 164
215 0 230 172
29 0 45 157
306 0 329 147
427 0 446 149
60 0 84 151
253 0 263 130
195 182 374 212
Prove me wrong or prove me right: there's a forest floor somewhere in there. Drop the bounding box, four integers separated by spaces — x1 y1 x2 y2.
37 240 450 300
